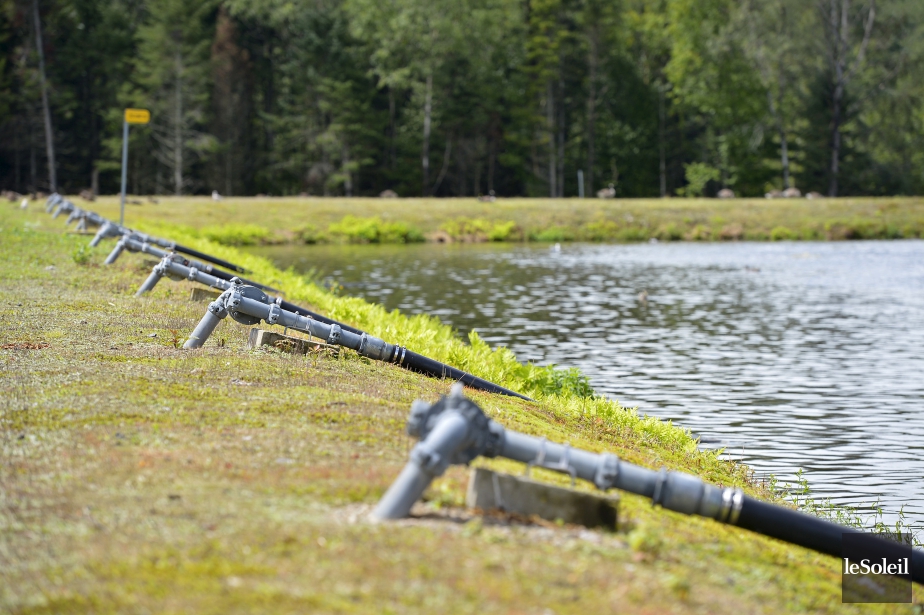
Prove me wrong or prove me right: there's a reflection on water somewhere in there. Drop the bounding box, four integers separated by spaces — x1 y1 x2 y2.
254 240 924 528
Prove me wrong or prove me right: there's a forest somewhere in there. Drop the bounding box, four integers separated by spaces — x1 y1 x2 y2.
1 0 922 199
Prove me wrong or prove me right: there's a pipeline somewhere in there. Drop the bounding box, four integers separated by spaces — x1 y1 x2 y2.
114 237 281 295
182 281 531 400
92 220 248 274
138 253 362 333
372 385 923 584
37 194 249 274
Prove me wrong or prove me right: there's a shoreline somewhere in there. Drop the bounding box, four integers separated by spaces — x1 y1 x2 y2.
55 194 924 247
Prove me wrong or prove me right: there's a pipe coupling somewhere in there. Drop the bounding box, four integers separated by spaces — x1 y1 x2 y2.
358 334 391 361
206 299 228 318
718 488 745 525
410 442 448 476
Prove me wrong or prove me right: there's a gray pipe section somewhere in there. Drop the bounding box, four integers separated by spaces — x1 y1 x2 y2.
183 302 228 349
373 386 745 526
373 412 470 519
91 221 123 247
131 249 226 296
136 267 166 295
103 237 129 264
181 282 395 361
53 199 74 218
45 193 62 212
128 245 279 296
111 237 199 272
224 291 393 360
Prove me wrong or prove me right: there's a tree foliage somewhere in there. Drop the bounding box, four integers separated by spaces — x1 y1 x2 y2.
2 0 923 197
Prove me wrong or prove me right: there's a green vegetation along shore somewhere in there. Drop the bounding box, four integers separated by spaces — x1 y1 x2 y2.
0 204 918 613
77 195 924 247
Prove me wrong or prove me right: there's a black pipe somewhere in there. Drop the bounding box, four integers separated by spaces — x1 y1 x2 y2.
736 496 923 584
274 300 525 398
171 243 248 274
199 263 281 295
400 349 531 400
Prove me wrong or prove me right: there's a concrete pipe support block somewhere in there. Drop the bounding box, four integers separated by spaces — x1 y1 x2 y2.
466 467 618 530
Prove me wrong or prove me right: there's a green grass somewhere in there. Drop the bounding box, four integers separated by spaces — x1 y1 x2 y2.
75 194 924 246
0 204 920 613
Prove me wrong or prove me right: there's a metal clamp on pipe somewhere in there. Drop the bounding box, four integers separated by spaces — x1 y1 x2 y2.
181 284 531 399
372 387 923 583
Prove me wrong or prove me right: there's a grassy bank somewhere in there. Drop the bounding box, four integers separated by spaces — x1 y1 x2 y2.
73 194 924 246
0 204 918 613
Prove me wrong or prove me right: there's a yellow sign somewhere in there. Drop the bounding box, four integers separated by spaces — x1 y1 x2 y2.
124 108 151 124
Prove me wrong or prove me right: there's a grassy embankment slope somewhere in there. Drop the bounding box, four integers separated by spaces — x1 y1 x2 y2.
0 204 918 613
84 194 924 244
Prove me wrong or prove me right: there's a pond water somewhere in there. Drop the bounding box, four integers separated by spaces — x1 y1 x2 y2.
253 240 924 529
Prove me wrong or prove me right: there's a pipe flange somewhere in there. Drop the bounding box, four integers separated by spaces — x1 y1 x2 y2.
409 390 497 466
227 285 267 326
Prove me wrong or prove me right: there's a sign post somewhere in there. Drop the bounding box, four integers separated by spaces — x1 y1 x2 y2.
119 108 151 226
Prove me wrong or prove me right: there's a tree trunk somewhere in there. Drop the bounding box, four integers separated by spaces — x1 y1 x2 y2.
658 84 666 197
765 87 791 189
30 120 37 193
226 149 232 196
14 124 21 192
473 154 482 195
342 144 352 197
32 0 56 192
91 168 99 197
557 77 565 197
828 89 841 197
388 88 396 169
826 0 876 197
586 32 597 197
174 50 183 196
422 73 432 196
779 125 791 190
547 81 556 198
431 135 452 195
487 130 496 194
828 0 844 197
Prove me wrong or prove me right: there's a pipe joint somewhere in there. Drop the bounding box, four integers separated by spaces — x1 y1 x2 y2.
267 303 282 325
207 297 229 318
327 324 342 345
405 385 504 464
594 453 621 490
651 469 738 521
357 333 392 361
410 442 449 476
